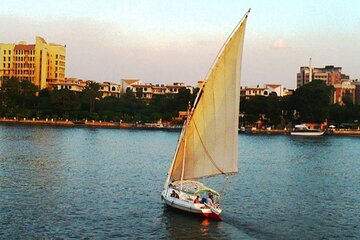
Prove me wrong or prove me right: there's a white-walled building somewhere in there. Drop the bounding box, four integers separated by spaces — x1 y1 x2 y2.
240 84 293 99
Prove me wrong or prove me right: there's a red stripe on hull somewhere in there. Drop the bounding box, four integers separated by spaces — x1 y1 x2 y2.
165 203 222 221
203 212 222 221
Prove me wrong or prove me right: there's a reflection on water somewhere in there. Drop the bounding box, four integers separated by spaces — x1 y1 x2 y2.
1 125 360 239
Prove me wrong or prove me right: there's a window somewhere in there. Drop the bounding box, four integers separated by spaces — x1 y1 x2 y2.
8 50 11 54
3 57 5 61
112 86 116 91
3 63 5 68
8 63 10 68
55 61 58 65
56 54 58 59
8 57 10 61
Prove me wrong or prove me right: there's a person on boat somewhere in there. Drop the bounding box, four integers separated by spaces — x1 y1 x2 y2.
170 190 179 198
207 194 215 207
194 196 200 204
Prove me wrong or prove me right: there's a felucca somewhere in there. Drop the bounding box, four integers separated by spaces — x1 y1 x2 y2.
161 9 250 221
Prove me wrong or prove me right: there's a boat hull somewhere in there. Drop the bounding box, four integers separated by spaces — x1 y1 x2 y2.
161 190 222 221
290 131 325 136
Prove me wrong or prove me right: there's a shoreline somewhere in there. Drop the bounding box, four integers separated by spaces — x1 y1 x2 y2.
1 118 360 136
0 118 180 131
242 128 360 136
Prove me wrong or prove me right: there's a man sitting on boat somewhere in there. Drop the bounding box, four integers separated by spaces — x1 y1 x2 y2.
170 190 179 198
207 194 215 207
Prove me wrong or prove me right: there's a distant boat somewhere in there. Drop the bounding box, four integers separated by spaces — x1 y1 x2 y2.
290 124 325 136
161 9 250 221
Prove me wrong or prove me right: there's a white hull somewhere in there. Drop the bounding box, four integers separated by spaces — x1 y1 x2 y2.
290 131 325 136
161 188 222 220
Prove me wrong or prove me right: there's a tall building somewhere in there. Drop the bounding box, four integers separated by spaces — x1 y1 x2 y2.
297 65 342 88
0 36 66 89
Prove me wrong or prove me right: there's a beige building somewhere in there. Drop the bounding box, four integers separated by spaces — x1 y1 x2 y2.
0 36 66 89
122 79 194 99
49 78 122 98
99 82 122 98
121 79 141 94
48 77 88 92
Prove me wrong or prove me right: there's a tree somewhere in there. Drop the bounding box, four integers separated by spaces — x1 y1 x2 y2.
0 77 38 115
342 90 353 107
291 80 333 123
80 82 102 114
51 89 80 116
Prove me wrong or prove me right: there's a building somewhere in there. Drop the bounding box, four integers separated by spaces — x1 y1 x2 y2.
240 84 292 99
48 77 88 92
165 82 194 95
99 82 122 98
353 80 360 105
49 77 122 98
297 65 342 88
296 64 360 105
121 79 141 94
0 36 66 89
240 86 270 99
333 81 356 105
122 79 194 99
128 83 153 99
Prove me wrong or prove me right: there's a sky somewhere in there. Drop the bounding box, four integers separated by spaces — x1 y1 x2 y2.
1 0 360 89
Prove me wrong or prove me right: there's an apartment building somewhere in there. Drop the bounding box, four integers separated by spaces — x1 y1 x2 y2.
0 36 66 89
296 65 342 88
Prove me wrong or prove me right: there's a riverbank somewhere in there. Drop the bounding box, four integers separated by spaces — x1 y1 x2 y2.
0 118 180 131
244 128 360 136
1 118 360 136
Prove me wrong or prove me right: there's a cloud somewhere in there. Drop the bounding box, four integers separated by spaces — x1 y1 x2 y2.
271 39 287 49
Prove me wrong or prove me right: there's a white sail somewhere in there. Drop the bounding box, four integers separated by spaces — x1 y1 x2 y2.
170 14 248 181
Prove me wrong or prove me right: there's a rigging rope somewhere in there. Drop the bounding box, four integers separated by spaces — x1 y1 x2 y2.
192 120 225 175
219 175 231 205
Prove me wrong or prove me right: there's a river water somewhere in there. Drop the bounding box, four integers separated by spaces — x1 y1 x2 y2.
0 124 359 239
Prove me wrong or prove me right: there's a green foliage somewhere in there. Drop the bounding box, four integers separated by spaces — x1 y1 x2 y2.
1 77 358 126
290 80 333 123
80 82 102 113
330 104 360 124
0 77 38 115
240 94 281 126
0 77 197 122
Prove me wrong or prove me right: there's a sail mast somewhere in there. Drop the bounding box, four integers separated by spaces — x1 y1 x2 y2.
179 102 191 189
163 123 186 190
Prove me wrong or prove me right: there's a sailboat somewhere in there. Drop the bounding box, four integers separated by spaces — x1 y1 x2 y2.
161 9 250 221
